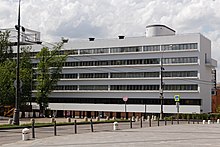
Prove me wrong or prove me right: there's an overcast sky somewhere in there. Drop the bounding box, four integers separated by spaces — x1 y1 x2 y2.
0 0 220 82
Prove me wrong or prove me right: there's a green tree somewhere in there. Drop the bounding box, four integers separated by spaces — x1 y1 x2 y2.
0 31 13 63
19 47 34 116
36 42 67 116
0 30 34 111
0 30 15 106
0 60 16 105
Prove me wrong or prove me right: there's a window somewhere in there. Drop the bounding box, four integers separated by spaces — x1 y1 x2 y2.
110 85 159 91
53 85 77 90
164 84 198 91
65 85 77 90
64 74 78 79
65 49 78 55
163 71 198 77
79 85 108 90
80 49 93 55
94 73 108 78
161 43 198 51
93 48 109 54
64 58 160 67
110 46 141 53
80 73 93 78
163 57 198 64
79 73 108 78
110 72 159 78
143 45 160 52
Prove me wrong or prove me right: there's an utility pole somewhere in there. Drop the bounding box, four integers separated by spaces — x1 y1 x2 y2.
13 0 21 125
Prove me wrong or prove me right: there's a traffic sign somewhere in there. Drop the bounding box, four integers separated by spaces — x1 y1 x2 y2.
174 95 180 102
13 80 23 88
123 96 128 102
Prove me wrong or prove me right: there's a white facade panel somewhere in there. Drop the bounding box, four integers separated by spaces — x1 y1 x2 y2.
32 25 216 115
48 103 200 114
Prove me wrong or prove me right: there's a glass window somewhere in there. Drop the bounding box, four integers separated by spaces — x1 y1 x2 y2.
80 49 93 55
79 85 108 90
164 84 198 90
163 57 198 64
110 46 141 53
161 43 198 51
64 74 77 79
143 45 160 51
64 49 78 55
94 73 108 78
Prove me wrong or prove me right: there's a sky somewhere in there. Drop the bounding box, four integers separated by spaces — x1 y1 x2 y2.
0 0 220 82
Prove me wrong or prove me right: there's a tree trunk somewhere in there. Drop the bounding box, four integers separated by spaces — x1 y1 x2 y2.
39 103 44 117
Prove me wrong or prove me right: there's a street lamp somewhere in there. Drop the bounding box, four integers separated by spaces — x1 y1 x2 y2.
159 47 165 120
13 0 21 125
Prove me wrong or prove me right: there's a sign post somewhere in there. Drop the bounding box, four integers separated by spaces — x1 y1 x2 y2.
174 95 180 123
123 96 128 119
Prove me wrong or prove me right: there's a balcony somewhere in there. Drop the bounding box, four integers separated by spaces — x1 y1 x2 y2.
205 58 217 67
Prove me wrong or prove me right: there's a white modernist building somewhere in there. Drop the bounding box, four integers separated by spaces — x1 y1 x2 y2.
33 25 217 117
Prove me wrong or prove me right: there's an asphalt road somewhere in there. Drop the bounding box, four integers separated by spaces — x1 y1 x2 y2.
1 122 220 147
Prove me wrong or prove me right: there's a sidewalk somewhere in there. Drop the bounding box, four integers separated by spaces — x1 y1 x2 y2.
0 117 103 125
2 124 220 147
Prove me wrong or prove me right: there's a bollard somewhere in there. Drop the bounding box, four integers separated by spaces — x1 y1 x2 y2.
67 117 71 123
84 117 88 122
90 119 94 132
132 116 135 122
212 119 215 124
106 116 109 121
171 117 173 125
130 118 132 128
22 128 30 141
197 118 199 124
202 120 206 124
187 115 190 124
96 117 100 122
140 118 142 128
8 118 13 125
147 116 150 121
135 116 139 122
51 117 55 123
177 117 179 124
208 120 211 124
54 120 57 136
113 122 119 130
141 116 145 121
217 119 220 124
151 115 154 121
165 119 167 126
31 119 35 138
192 118 195 124
74 120 77 134
157 117 159 126
149 118 151 127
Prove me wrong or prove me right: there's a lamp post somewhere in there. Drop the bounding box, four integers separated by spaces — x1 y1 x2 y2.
159 48 164 120
13 0 21 125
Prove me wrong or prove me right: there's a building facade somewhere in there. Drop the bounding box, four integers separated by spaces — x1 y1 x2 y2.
33 25 217 118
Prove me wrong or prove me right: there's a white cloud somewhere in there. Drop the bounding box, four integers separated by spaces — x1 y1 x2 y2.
0 0 220 81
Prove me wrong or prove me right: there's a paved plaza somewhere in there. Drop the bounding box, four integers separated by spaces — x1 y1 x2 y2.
1 123 220 147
